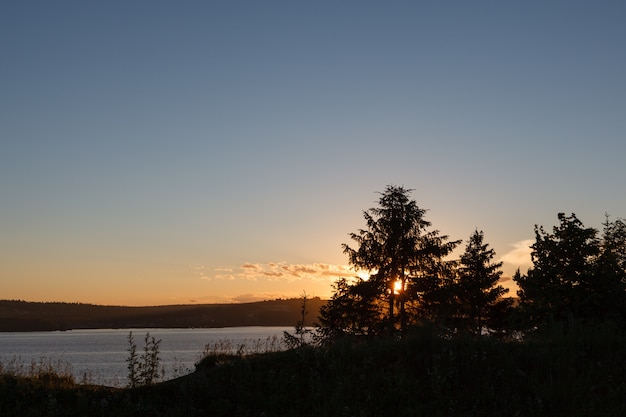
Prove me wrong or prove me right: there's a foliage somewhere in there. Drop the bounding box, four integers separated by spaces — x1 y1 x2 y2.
322 188 625 341
595 215 626 321
323 185 460 338
342 185 431 331
126 331 162 388
455 229 511 335
317 277 385 340
283 292 316 349
515 213 626 329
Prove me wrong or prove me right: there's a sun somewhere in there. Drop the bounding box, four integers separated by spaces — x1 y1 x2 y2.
393 280 403 294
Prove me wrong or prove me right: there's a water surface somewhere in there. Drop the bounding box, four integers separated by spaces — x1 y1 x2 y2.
0 327 291 386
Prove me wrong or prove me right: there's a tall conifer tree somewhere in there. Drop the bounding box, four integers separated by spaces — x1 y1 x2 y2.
342 185 430 332
320 185 460 337
456 230 508 335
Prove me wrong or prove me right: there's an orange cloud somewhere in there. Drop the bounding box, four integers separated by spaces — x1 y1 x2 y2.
193 262 354 283
231 293 290 303
187 292 298 304
500 239 533 268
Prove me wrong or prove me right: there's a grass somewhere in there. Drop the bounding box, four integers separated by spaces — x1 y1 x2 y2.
1 323 625 416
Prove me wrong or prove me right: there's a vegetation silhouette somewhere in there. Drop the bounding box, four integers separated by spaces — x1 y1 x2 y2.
319 186 513 340
282 291 315 349
455 229 511 335
514 212 626 330
126 331 163 388
320 186 625 340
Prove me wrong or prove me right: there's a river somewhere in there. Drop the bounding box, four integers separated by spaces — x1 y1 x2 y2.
0 327 292 387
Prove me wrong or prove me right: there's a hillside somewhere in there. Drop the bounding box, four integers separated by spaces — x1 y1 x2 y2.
0 298 327 332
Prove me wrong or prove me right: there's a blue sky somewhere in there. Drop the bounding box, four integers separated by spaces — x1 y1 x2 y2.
2 1 625 305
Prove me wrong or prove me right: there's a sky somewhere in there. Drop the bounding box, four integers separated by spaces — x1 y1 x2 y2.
2 1 625 306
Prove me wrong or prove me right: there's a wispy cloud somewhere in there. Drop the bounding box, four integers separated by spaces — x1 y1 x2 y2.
231 293 290 303
194 262 355 283
187 293 293 304
500 239 533 268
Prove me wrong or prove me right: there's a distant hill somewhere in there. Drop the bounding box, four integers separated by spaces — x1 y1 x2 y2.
0 298 328 332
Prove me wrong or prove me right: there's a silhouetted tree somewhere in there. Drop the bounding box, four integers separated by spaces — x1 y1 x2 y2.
320 186 460 338
342 186 430 332
594 215 626 322
514 213 600 328
455 230 509 335
317 277 384 340
405 228 460 328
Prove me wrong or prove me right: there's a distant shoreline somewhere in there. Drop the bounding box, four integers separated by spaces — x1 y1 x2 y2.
0 298 327 332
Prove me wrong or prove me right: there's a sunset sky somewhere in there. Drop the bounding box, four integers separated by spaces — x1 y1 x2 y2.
2 1 625 306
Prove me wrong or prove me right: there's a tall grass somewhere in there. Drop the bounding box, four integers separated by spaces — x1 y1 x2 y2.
200 335 285 356
0 356 75 385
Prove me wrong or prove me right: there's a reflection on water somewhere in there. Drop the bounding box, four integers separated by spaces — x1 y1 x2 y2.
0 327 290 386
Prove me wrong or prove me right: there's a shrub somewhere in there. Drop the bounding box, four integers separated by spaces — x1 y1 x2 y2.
126 331 162 388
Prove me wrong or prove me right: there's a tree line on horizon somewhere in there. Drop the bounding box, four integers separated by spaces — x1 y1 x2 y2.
316 185 626 340
0 298 328 332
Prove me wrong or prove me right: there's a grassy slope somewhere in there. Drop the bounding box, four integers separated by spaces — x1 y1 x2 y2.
2 323 625 417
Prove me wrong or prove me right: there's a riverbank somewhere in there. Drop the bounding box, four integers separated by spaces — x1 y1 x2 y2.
2 323 625 416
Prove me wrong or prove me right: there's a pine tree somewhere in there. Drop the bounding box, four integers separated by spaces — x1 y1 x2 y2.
456 230 508 335
594 215 626 322
342 185 430 332
320 185 460 338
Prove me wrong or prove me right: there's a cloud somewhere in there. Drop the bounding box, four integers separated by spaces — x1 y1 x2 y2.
500 239 533 267
239 262 354 282
213 273 238 281
192 265 213 280
231 293 289 303
193 262 355 283
187 295 239 304
186 292 297 304
241 263 261 271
